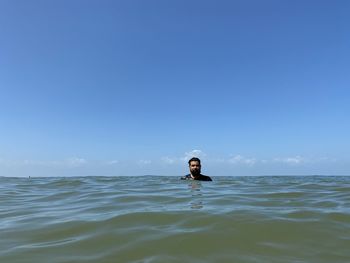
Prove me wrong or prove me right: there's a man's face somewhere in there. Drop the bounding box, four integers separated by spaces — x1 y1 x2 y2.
189 161 201 176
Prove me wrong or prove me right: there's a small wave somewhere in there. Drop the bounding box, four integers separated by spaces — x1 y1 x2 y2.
1 176 350 263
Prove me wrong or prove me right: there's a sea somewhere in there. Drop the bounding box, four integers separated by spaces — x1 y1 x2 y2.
1 175 350 263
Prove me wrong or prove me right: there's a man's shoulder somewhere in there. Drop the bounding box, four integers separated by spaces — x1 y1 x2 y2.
180 174 212 181
199 174 212 181
180 174 192 180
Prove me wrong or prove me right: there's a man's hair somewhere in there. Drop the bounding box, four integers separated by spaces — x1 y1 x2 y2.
188 157 201 165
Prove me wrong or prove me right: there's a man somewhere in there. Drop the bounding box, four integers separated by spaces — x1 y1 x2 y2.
181 157 212 181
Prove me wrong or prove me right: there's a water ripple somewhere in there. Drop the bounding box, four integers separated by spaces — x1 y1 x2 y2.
1 176 350 263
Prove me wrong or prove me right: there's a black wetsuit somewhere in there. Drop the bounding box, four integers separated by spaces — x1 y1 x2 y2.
181 174 212 181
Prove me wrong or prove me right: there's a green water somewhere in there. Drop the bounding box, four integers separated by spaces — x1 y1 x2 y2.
1 176 350 263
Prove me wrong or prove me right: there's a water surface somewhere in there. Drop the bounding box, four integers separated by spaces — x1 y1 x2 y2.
1 176 350 263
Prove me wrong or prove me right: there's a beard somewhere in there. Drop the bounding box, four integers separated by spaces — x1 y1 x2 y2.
191 168 201 177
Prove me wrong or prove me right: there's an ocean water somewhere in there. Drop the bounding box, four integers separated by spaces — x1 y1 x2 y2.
1 176 350 263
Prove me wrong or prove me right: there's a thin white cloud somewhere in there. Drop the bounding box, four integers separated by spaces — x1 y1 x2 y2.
273 156 305 165
228 155 256 166
24 160 63 166
0 159 52 166
318 156 337 162
182 149 206 161
161 149 207 164
22 160 40 166
0 155 340 171
106 160 119 165
0 158 87 167
138 159 151 165
161 156 176 164
67 158 87 167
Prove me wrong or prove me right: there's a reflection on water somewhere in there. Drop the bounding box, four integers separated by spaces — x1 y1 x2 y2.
188 181 203 209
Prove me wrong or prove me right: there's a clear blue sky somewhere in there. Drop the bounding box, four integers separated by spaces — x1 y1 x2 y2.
1 0 349 176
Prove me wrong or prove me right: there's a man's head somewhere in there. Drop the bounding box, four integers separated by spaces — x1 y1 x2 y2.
188 157 201 177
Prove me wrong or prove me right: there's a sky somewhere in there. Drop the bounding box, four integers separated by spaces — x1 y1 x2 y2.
0 0 349 177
